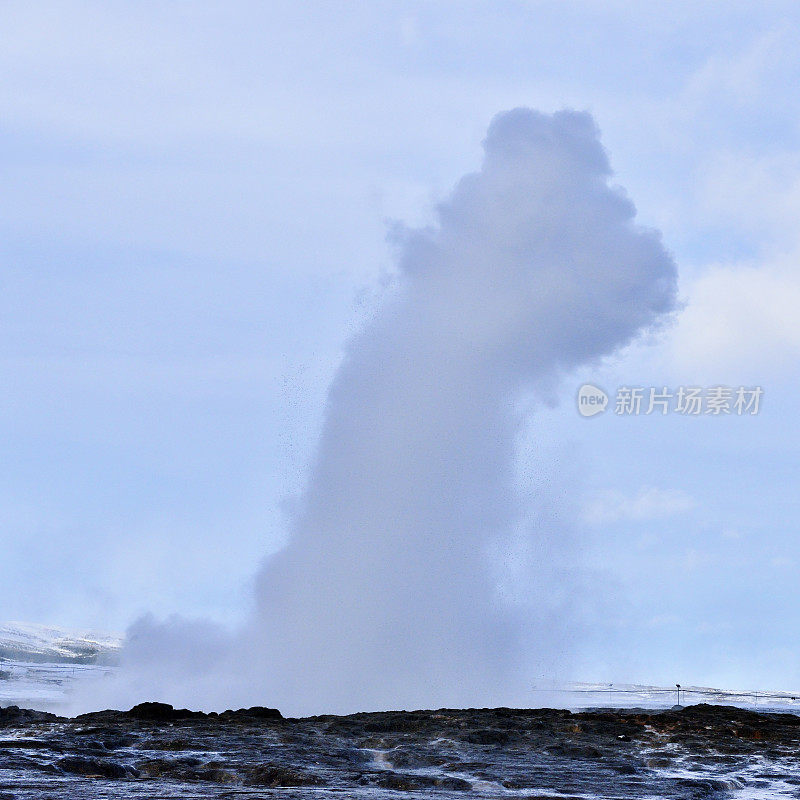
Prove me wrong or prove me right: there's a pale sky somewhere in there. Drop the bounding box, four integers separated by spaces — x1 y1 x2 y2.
3 1 800 691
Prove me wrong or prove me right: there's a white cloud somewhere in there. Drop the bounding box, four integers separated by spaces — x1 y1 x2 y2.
697 150 800 243
671 253 800 375
647 614 681 629
684 548 716 572
683 28 789 107
583 487 696 525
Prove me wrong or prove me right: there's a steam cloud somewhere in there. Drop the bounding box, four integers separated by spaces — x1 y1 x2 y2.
80 109 677 715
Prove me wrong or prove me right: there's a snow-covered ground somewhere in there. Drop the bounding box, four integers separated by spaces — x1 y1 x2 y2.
0 660 112 712
0 621 121 664
533 681 800 713
0 623 120 712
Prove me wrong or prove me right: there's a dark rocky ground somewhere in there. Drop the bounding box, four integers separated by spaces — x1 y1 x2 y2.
2 701 800 798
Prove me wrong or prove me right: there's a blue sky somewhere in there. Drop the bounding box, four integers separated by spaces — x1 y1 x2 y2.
3 1 800 691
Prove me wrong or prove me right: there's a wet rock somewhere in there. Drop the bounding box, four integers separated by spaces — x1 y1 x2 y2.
0 739 57 750
192 765 239 782
367 770 471 791
57 755 138 779
358 736 388 748
464 728 511 745
0 706 60 726
124 702 205 721
135 756 202 779
383 746 450 768
137 756 238 783
72 725 136 750
245 764 326 787
139 736 199 751
610 759 640 774
102 732 138 749
673 777 732 798
190 759 240 783
136 757 178 778
224 705 282 720
546 742 603 759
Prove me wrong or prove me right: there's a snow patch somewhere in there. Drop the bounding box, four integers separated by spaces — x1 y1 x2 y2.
0 621 121 665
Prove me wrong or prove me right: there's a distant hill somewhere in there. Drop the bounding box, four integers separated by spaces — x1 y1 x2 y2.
0 622 121 665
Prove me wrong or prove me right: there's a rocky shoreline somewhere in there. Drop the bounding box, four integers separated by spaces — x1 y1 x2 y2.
2 701 800 798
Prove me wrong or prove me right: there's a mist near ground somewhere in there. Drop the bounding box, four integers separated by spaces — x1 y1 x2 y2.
74 108 676 715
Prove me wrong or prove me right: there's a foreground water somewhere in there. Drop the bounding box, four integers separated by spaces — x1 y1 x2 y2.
3 699 800 798
4 663 800 798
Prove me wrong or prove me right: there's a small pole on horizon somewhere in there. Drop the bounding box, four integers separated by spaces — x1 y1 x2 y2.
676 684 681 706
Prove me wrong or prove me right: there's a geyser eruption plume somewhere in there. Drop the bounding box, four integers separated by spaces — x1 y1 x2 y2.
84 109 677 716
245 108 676 713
